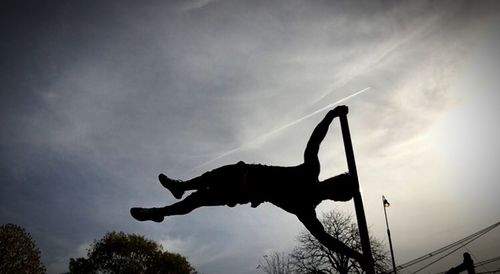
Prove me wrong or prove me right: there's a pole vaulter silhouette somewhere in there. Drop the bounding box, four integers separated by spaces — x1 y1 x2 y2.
131 105 374 271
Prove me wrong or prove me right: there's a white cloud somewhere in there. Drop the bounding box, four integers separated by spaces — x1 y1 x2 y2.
180 0 220 11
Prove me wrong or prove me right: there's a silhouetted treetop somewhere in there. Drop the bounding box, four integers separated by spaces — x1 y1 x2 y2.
0 223 46 274
69 231 196 274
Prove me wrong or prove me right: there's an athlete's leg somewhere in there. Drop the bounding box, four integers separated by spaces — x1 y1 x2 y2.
130 190 226 222
159 161 246 199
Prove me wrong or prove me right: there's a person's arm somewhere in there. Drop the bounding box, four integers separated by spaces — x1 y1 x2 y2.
297 210 368 269
304 105 348 164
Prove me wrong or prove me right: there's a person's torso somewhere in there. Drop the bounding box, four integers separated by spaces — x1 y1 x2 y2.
243 163 320 211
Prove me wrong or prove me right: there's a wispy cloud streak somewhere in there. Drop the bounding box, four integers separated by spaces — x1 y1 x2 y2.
191 87 371 171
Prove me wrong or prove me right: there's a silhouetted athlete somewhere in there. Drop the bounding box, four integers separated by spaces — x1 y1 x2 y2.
445 253 476 274
131 105 366 264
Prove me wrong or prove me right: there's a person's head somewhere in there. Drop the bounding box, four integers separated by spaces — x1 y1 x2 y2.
318 173 356 202
463 253 473 263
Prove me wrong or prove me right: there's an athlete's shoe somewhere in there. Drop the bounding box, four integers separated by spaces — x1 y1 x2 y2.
130 208 164 223
159 174 185 199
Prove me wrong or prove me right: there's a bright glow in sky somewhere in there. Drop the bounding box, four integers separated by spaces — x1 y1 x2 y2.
1 1 500 273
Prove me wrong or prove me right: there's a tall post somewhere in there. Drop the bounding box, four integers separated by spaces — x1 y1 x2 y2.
383 195 397 274
339 109 375 274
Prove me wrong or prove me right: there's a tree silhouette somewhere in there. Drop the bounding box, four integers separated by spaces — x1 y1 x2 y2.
69 231 196 274
290 211 390 274
0 223 46 274
258 251 295 274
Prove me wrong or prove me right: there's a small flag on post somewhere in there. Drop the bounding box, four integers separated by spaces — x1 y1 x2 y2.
383 195 390 207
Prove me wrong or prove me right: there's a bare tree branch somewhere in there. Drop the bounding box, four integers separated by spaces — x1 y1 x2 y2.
290 211 391 274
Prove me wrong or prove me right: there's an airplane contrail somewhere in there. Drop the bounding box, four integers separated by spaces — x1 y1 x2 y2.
190 87 371 171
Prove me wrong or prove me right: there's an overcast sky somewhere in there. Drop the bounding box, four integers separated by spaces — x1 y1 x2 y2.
1 1 500 273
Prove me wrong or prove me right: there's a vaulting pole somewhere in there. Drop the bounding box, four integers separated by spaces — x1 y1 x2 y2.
339 107 375 274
